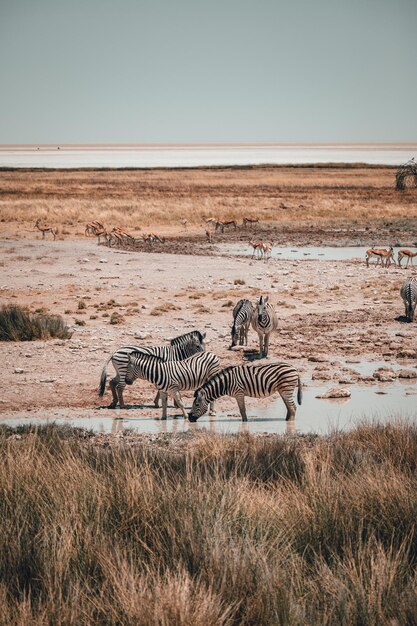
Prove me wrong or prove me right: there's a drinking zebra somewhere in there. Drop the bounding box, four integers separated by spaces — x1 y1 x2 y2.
230 299 254 348
98 330 206 408
251 296 278 358
125 351 221 419
400 277 417 322
188 362 302 422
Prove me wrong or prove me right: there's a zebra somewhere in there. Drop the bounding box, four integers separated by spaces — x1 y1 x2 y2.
125 351 221 419
230 299 254 348
188 362 302 422
400 277 417 322
98 330 206 408
251 296 278 358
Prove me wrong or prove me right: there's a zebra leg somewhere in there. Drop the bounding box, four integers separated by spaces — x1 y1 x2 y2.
209 401 216 416
116 383 127 409
264 333 270 358
154 390 160 407
280 389 297 421
235 395 248 422
160 392 168 419
108 378 119 408
258 333 264 357
173 391 188 419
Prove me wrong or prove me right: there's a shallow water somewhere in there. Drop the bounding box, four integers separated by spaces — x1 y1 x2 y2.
2 381 416 436
220 244 406 262
0 145 415 168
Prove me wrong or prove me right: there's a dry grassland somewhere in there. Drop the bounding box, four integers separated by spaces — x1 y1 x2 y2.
0 166 416 234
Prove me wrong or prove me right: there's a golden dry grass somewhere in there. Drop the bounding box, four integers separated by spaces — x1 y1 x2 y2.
1 422 417 625
1 166 416 231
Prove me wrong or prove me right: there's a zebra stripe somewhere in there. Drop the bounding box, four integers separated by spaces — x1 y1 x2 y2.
251 296 278 358
230 299 254 348
125 351 221 419
98 330 206 408
189 362 302 422
400 277 417 322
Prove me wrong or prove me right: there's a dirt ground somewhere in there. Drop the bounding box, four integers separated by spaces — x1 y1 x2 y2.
1 233 416 424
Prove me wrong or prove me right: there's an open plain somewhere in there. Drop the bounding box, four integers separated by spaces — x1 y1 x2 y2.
1 165 417 429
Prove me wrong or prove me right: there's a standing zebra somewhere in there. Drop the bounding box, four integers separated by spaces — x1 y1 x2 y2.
251 296 278 358
230 299 254 348
188 362 302 422
98 330 206 408
400 277 417 322
125 351 221 419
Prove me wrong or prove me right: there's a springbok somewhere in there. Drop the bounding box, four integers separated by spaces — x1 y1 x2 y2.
243 217 259 228
85 221 104 236
398 249 417 268
35 219 56 240
249 239 264 260
365 247 395 267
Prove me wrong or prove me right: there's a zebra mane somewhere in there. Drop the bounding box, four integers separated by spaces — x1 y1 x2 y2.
129 349 165 363
170 330 204 345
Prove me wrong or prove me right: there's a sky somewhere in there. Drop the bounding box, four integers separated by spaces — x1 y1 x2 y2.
1 0 417 144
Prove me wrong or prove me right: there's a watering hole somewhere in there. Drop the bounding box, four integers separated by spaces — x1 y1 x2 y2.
2 378 416 436
218 245 411 262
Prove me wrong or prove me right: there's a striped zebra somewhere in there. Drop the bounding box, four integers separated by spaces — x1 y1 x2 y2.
98 330 206 408
188 362 302 422
251 296 278 358
230 299 254 348
400 277 417 322
125 351 221 419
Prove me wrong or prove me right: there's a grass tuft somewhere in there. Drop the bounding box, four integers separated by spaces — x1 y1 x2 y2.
0 305 71 341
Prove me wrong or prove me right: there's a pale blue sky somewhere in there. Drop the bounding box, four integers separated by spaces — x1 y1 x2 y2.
1 0 416 144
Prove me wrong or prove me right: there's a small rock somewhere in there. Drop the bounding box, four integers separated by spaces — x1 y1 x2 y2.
39 378 56 383
308 356 328 363
373 367 396 382
398 369 417 379
99 259 108 263
396 350 417 359
317 387 351 399
14 368 24 374
82 258 90 263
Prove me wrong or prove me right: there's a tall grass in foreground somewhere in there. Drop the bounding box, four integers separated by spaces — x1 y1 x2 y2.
1 422 417 625
0 305 72 341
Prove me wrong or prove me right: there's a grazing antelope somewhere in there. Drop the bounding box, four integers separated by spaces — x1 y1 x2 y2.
365 247 395 267
149 233 165 243
95 229 110 245
216 219 237 233
249 239 264 259
398 249 417 268
112 227 135 245
243 217 259 228
35 219 56 240
85 221 104 236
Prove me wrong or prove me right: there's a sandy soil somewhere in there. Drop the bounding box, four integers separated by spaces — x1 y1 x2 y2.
1 236 416 424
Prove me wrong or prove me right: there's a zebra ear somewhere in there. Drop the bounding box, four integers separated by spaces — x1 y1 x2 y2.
201 332 207 339
264 296 269 303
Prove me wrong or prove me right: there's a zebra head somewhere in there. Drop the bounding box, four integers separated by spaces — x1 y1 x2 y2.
188 388 209 421
230 322 240 348
257 295 269 323
125 353 147 385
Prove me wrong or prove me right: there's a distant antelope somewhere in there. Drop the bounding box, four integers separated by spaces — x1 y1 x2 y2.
263 241 274 261
216 219 237 233
398 249 417 268
85 221 104 236
206 218 217 229
249 239 264 259
181 219 188 231
243 217 259 228
112 227 135 245
95 229 109 245
365 247 395 267
35 219 56 240
205 229 213 243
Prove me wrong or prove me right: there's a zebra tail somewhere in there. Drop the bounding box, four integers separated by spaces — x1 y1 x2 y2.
98 355 112 398
297 375 303 405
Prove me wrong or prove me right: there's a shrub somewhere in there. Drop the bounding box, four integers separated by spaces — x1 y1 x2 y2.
0 305 71 341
